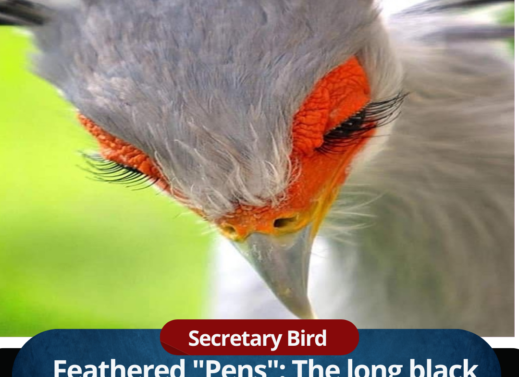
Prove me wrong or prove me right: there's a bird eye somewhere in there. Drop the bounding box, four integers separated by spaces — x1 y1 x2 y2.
317 109 373 154
81 153 158 190
317 93 407 154
273 216 298 229
325 109 367 138
78 114 169 192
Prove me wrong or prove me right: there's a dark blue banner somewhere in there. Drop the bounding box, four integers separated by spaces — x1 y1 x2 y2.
11 329 500 377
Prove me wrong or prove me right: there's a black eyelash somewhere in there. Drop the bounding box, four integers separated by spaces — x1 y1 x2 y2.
80 153 158 190
317 92 407 154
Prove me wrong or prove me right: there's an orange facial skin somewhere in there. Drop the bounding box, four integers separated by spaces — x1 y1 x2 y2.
79 57 373 241
79 115 170 193
217 57 372 240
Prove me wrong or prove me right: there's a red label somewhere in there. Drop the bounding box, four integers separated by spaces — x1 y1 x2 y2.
160 320 359 355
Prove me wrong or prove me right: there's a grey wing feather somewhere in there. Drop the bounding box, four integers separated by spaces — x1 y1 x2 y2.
430 24 514 40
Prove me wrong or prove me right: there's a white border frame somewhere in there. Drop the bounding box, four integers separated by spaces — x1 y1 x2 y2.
484 0 519 350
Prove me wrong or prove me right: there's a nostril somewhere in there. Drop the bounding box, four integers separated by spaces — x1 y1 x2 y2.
222 225 237 236
273 216 298 229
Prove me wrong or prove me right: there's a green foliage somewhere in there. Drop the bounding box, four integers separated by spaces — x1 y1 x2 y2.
0 30 212 336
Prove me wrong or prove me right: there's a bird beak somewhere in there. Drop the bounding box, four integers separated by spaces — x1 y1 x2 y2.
231 223 316 319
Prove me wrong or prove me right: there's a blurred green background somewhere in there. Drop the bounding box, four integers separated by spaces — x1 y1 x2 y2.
0 29 213 336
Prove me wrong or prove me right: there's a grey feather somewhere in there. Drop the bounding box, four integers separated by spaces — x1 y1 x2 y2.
428 24 514 41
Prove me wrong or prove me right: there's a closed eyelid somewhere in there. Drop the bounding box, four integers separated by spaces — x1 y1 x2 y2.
81 153 159 190
290 57 371 156
78 113 171 192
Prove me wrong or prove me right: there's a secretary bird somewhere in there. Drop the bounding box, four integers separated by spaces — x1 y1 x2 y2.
0 0 514 336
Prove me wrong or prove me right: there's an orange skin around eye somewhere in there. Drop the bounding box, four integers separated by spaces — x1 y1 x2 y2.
78 114 171 193
79 57 372 240
216 57 373 240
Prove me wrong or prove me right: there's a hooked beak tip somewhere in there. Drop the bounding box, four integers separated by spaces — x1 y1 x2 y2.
298 307 319 320
231 224 316 319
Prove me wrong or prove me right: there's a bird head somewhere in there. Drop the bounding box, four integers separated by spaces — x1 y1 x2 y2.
25 0 404 318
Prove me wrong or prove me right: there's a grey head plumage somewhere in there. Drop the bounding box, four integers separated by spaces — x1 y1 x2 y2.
27 0 395 218
1 0 514 334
